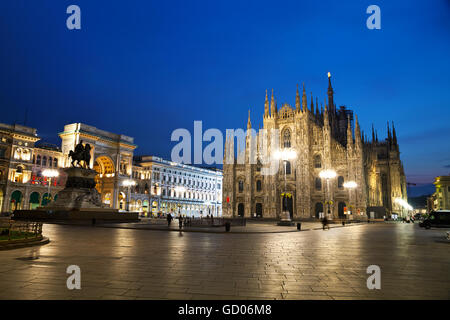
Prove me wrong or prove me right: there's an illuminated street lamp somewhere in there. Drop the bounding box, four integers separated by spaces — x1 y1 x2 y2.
42 169 59 205
343 181 357 219
274 149 297 225
319 169 337 218
123 179 136 211
175 186 186 215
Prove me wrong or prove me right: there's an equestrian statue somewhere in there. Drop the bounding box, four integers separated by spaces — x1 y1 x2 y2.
69 140 92 169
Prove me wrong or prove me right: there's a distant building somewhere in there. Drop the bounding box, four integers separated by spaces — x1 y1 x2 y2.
428 176 450 211
0 122 222 216
0 123 65 212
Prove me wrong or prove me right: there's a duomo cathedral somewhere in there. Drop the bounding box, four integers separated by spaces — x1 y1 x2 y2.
223 74 408 219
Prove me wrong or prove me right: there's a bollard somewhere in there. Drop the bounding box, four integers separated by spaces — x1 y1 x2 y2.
225 222 231 232
297 222 301 230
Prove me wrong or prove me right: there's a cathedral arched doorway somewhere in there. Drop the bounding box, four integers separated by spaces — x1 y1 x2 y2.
281 194 293 219
315 202 324 219
256 203 263 218
237 203 244 217
338 202 346 218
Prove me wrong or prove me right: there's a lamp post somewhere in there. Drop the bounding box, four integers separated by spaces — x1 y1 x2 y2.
122 179 136 211
319 169 337 219
274 149 297 225
343 181 357 220
175 186 186 216
42 169 59 205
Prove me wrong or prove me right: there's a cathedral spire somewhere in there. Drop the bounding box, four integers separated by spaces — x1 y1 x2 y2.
347 115 353 149
270 88 277 118
392 121 397 145
247 109 251 130
264 89 269 118
387 121 392 143
302 83 307 112
323 99 328 125
355 114 362 148
295 84 301 112
327 72 334 113
315 96 319 116
371 124 375 143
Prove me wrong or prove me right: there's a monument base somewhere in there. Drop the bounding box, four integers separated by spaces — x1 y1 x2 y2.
13 209 139 223
13 167 139 223
277 211 294 226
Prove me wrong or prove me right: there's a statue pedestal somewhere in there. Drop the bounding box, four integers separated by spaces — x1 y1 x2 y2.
14 167 139 223
277 210 294 226
43 167 114 211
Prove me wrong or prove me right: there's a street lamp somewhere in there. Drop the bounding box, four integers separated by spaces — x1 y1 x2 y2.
42 169 59 205
274 149 297 225
319 169 337 219
123 179 136 211
175 186 186 215
343 181 357 219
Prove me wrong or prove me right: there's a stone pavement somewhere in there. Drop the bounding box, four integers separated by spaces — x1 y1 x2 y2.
0 222 448 300
96 219 365 233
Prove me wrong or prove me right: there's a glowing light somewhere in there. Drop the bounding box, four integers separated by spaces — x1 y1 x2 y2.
319 169 336 179
343 181 357 188
274 149 297 161
42 169 59 178
122 179 136 187
175 186 186 193
395 198 413 210
328 72 331 78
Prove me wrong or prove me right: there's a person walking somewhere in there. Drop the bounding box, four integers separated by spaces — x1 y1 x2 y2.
167 213 173 226
322 216 329 230
178 215 183 230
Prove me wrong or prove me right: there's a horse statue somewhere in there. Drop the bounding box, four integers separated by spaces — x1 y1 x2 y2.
69 140 92 169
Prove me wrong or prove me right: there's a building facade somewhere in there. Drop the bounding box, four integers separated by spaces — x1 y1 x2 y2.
428 176 450 211
223 75 408 219
0 123 222 216
133 156 222 217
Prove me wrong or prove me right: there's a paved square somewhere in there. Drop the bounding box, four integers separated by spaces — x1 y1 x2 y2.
0 223 449 300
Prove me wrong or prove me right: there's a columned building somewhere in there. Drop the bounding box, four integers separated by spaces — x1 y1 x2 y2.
223 74 408 219
428 176 450 211
0 123 65 212
0 122 223 216
133 156 223 217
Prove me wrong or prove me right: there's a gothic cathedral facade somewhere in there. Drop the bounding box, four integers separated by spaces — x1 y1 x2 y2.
222 74 408 220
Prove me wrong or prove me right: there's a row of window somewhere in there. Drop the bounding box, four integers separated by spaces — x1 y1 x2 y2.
32 154 58 168
237 176 347 192
161 188 217 201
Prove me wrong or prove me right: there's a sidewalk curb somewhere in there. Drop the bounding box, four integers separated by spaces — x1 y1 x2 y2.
0 237 50 250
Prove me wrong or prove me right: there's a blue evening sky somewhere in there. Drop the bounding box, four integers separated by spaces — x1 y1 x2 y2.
0 0 449 186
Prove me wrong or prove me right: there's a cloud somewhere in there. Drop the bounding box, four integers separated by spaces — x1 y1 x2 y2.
444 164 450 168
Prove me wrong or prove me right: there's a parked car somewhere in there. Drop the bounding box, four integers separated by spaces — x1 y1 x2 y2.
420 210 450 229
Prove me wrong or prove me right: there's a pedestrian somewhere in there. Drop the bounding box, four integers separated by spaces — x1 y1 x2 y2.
322 216 329 230
178 215 183 230
167 213 173 226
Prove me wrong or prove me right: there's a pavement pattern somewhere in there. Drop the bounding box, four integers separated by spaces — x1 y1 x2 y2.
0 222 449 300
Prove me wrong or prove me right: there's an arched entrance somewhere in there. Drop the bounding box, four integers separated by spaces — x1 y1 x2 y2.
256 203 263 218
93 156 115 193
10 190 22 211
143 200 149 216
29 192 40 210
315 202 324 219
41 193 52 206
238 203 244 217
338 202 346 218
281 194 293 219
